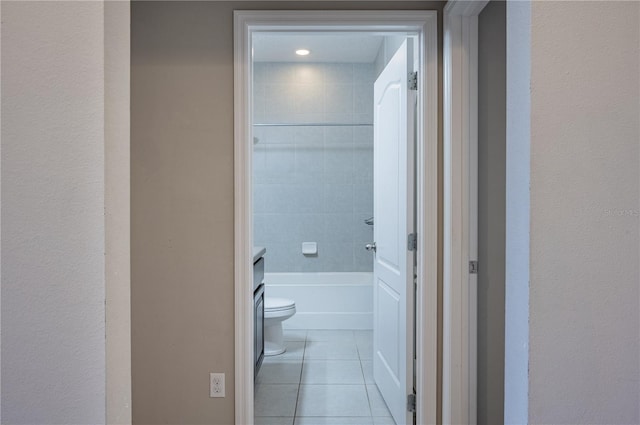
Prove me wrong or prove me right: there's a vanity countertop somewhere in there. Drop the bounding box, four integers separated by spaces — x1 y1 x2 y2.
253 246 266 263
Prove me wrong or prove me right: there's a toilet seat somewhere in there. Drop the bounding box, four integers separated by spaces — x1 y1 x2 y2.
265 297 295 312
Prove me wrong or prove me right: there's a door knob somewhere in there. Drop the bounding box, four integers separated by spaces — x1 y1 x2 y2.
365 242 377 252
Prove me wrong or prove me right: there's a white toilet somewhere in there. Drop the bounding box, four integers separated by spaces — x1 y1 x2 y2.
264 297 296 356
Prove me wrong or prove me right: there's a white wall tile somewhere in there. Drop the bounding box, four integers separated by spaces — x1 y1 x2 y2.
295 146 324 185
324 84 354 115
297 213 325 244
353 213 374 245
354 245 374 272
254 62 374 272
353 184 373 214
323 213 354 243
325 147 354 184
253 143 268 182
325 126 354 145
353 63 376 85
262 242 303 273
291 185 324 214
321 242 355 272
295 64 325 85
324 112 355 124
262 126 295 144
264 144 296 184
267 63 298 85
354 126 373 143
254 84 266 122
254 63 268 85
353 145 373 185
353 84 374 115
323 63 354 83
323 184 354 213
354 112 373 124
295 83 325 115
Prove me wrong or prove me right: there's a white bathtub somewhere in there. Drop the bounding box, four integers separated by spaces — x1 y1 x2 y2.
263 272 373 330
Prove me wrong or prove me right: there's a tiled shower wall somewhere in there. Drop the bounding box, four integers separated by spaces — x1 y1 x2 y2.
253 62 375 272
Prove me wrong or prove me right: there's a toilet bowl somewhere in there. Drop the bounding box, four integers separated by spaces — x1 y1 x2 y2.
264 297 296 356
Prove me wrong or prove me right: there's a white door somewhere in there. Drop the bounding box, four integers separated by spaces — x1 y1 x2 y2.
372 39 416 425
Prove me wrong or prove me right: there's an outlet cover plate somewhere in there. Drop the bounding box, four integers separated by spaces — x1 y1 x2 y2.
210 372 225 398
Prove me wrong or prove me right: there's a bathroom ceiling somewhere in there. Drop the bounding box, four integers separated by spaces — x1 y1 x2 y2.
253 33 384 63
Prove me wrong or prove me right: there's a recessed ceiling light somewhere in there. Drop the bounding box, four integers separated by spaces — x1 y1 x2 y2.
295 49 310 56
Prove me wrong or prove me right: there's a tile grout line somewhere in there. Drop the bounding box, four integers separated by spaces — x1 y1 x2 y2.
291 331 307 424
356 334 376 421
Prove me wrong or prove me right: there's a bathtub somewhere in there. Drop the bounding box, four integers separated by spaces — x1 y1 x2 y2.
263 272 373 330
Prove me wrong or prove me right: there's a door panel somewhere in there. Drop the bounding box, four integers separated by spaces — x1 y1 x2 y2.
373 39 415 425
377 281 400 377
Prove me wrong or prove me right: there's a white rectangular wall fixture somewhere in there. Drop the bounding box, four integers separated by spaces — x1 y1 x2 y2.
301 242 318 255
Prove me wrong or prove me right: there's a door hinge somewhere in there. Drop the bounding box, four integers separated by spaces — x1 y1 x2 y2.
407 393 416 412
469 260 478 274
407 233 417 251
408 71 418 90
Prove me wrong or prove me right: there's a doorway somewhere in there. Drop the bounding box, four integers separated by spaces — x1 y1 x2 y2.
234 11 438 425
251 33 412 424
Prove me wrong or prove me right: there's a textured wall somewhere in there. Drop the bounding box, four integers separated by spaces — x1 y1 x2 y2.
477 2 505 424
528 2 640 423
131 2 443 423
131 3 235 424
253 62 374 273
1 2 106 423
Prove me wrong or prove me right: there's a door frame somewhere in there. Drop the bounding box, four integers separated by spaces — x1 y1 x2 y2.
233 10 438 425
443 1 488 424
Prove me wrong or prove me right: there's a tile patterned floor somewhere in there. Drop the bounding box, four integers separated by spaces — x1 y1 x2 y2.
255 330 395 425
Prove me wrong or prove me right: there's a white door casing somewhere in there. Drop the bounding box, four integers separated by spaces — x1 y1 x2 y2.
443 1 487 423
234 11 438 425
373 39 416 425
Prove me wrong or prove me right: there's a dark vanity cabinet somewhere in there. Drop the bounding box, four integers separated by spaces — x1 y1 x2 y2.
253 252 265 380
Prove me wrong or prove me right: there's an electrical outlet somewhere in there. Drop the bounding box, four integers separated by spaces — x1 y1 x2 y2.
210 372 225 398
